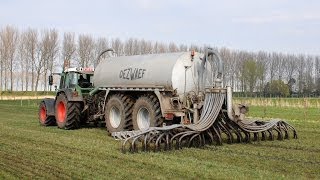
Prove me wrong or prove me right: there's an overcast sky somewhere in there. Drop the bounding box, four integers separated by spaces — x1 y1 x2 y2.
1 0 319 55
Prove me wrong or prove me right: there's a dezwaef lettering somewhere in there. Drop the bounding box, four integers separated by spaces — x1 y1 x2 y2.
119 68 146 80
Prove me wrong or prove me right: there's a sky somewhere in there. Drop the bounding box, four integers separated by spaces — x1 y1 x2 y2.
0 0 319 55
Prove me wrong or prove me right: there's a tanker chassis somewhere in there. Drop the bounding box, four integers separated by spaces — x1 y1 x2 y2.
38 48 297 152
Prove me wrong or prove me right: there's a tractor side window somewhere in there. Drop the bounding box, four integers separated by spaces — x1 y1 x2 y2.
78 74 91 88
69 72 78 88
85 74 91 83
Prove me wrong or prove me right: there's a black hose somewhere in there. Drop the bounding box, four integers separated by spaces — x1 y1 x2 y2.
94 49 115 68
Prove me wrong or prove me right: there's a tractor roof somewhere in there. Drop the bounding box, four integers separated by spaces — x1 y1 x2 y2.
64 67 94 75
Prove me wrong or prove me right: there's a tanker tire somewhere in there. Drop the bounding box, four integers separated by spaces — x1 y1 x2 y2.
105 94 134 133
38 101 56 126
132 94 163 130
55 93 81 130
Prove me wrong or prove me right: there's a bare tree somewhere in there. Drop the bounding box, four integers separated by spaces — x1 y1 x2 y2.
315 56 320 93
153 41 167 53
168 42 178 52
0 32 3 93
62 32 76 67
94 37 108 66
179 44 188 52
0 26 19 91
268 53 279 83
229 51 240 90
237 51 251 92
78 34 95 67
124 38 134 56
189 44 200 52
283 54 298 83
33 29 59 91
111 38 123 56
24 28 38 91
219 47 232 87
18 31 27 91
277 53 287 81
34 31 47 91
139 39 153 54
45 29 59 91
296 54 305 93
132 38 140 55
304 56 314 93
256 51 268 94
0 29 8 91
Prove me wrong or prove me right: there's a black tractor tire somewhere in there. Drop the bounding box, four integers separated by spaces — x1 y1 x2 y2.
105 94 134 133
55 93 81 130
38 101 56 126
132 94 163 130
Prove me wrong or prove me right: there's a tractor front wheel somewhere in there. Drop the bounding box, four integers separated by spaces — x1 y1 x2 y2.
55 93 81 130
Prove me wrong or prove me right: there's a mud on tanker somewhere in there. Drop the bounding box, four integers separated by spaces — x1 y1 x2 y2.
38 48 297 152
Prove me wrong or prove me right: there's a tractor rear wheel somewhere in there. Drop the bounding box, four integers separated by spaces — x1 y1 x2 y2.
132 95 163 130
38 101 56 126
105 94 134 133
55 93 81 130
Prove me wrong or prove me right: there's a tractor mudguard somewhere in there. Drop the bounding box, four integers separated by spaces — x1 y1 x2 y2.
42 98 55 116
58 89 83 102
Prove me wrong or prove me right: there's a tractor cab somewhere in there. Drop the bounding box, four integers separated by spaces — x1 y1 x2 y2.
49 67 94 91
60 67 94 89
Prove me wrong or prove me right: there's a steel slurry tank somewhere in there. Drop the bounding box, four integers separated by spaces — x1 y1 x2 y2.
93 52 215 98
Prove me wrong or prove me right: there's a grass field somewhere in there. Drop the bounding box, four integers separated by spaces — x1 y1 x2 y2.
1 100 320 179
0 91 55 96
234 97 320 108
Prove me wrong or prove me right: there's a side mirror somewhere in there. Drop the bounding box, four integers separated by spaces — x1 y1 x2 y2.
49 75 53 86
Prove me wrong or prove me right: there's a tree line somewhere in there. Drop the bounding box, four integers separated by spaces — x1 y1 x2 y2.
0 25 319 97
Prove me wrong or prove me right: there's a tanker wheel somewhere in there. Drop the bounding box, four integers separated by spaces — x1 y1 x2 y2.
132 95 163 130
38 101 56 126
105 94 134 133
55 93 81 130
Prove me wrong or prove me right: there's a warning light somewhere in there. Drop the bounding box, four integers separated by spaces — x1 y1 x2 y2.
76 67 94 72
191 50 195 57
191 50 195 61
164 113 174 120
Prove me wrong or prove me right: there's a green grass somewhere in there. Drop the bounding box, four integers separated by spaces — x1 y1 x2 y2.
0 91 55 96
0 100 320 179
247 106 320 122
234 97 320 108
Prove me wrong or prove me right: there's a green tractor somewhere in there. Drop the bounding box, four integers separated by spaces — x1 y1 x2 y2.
38 67 95 129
